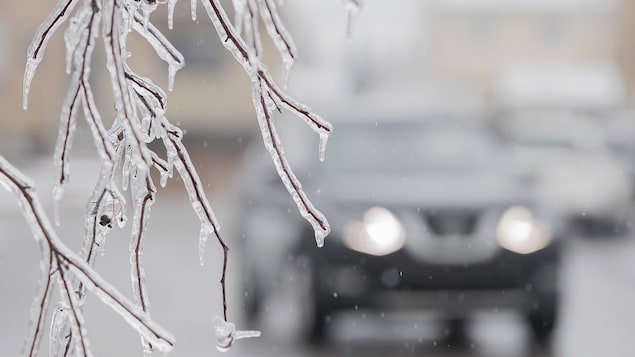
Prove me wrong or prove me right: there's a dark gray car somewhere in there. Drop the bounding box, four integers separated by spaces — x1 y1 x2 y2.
237 117 560 345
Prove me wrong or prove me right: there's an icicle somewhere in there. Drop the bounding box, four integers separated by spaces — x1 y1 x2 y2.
199 223 213 266
23 59 38 110
191 0 197 21
343 0 363 39
212 316 260 352
160 170 169 188
23 0 81 110
232 0 246 34
131 14 184 88
315 229 326 248
168 64 177 91
168 0 178 29
282 58 292 89
318 132 328 162
52 185 64 226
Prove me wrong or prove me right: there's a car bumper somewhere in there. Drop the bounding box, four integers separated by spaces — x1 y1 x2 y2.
308 239 559 314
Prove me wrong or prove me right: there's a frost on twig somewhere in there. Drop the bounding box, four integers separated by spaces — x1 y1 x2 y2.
17 0 343 354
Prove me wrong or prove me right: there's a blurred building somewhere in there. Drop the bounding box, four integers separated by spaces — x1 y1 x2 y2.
424 0 623 112
617 0 635 106
1 0 633 158
0 3 274 157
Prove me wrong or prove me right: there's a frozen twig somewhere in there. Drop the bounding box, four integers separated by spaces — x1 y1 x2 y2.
0 156 176 356
200 0 333 246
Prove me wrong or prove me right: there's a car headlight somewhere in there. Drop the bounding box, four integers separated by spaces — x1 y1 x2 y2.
496 206 551 255
342 207 406 256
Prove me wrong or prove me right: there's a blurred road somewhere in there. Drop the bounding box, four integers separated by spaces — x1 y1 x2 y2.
2 157 635 356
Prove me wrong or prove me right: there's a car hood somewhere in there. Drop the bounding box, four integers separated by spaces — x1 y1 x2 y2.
314 173 528 210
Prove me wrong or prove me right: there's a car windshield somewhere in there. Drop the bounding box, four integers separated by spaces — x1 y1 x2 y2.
323 122 504 175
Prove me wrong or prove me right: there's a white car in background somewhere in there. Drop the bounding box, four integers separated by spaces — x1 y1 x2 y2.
499 111 633 236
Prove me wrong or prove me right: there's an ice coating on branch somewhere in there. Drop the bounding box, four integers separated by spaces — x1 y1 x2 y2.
52 185 64 226
22 250 55 357
129 174 156 355
142 7 152 31
199 223 213 266
212 316 260 352
63 255 176 353
64 6 91 74
201 0 254 73
49 303 72 357
257 0 297 87
253 85 331 247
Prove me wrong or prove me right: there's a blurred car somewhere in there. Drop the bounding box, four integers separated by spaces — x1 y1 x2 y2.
237 116 560 344
498 111 633 236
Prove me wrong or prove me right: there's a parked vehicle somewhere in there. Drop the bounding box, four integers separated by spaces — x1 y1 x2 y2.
237 116 560 344
498 111 633 236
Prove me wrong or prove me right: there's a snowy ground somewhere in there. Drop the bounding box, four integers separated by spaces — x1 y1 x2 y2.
2 156 635 356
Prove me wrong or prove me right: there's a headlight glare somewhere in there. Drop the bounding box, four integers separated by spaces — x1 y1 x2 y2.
496 206 551 254
343 207 405 256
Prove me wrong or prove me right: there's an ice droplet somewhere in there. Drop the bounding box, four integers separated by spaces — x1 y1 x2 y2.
318 132 329 162
212 316 260 352
52 185 64 226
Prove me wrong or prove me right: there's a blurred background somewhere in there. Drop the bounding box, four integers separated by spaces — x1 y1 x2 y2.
2 0 635 356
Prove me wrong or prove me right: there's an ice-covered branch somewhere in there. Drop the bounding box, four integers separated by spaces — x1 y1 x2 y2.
200 0 332 246
0 156 176 356
16 0 347 353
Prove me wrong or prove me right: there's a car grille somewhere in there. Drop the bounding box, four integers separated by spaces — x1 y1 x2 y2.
423 210 479 236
